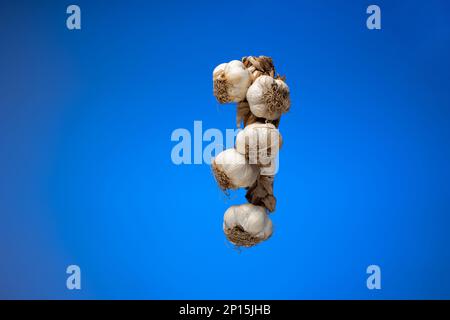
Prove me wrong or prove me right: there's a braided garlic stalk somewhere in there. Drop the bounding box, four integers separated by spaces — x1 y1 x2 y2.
212 56 291 247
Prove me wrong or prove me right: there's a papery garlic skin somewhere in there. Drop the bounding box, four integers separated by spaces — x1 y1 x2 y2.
235 122 282 165
213 60 252 103
212 148 259 190
246 75 290 120
242 56 275 80
223 204 273 246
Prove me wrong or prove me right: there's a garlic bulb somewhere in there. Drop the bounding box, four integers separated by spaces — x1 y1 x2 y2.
223 203 273 247
246 75 290 120
213 60 252 103
212 148 259 190
235 122 282 165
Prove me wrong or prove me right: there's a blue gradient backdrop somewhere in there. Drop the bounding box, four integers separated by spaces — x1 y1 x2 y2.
1 0 450 299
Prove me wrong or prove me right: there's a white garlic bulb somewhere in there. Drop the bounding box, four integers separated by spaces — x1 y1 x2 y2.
223 203 273 247
213 60 252 103
235 122 282 165
212 148 259 190
246 75 290 120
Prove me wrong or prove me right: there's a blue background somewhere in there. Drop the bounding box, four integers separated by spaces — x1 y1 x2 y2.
1 0 449 299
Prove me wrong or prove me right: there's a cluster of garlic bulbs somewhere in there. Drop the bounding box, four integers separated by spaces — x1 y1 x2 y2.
211 56 290 248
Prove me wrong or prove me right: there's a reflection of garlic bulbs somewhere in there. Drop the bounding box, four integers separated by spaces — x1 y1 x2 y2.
235 122 282 165
212 148 259 190
247 75 290 120
223 203 273 247
213 60 252 103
